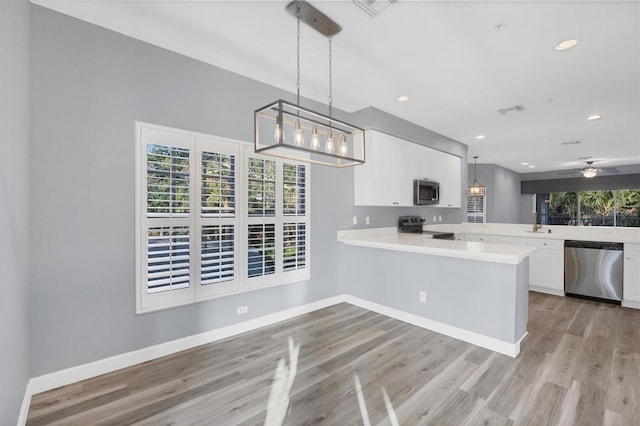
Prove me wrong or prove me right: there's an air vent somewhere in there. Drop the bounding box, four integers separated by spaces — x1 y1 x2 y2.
578 156 593 160
353 0 397 17
497 105 525 115
562 140 581 145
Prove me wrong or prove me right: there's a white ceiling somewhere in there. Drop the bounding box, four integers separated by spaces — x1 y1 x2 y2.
33 0 640 174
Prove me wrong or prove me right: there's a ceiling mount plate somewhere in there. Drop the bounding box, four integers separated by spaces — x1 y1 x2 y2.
286 1 342 38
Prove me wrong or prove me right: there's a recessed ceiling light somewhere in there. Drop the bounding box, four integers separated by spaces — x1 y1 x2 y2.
556 39 578 51
587 114 602 121
475 135 485 140
521 162 529 165
528 165 535 168
396 95 410 102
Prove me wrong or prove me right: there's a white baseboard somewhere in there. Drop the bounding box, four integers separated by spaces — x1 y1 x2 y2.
622 299 640 309
342 295 522 358
17 379 32 426
27 291 525 401
29 295 347 395
529 286 565 297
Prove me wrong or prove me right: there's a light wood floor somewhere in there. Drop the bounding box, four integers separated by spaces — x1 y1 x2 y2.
27 292 640 425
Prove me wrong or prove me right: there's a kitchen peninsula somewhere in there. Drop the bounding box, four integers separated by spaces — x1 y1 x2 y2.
337 227 535 357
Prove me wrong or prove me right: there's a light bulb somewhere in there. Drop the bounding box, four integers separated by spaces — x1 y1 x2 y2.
310 126 319 150
325 133 335 154
339 134 348 156
273 119 283 143
294 121 304 146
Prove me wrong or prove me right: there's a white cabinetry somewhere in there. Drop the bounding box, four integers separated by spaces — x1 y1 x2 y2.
354 130 462 207
465 234 497 243
432 150 462 208
623 243 640 308
353 131 412 206
412 143 434 182
495 236 528 246
527 238 564 295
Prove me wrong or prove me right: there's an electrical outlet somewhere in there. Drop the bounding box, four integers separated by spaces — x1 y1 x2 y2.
237 306 248 315
353 216 358 225
365 217 370 225
433 215 436 222
438 215 442 222
419 291 427 303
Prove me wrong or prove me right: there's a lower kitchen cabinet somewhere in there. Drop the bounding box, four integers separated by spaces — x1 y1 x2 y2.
495 236 528 246
527 238 564 295
465 234 497 243
623 243 640 308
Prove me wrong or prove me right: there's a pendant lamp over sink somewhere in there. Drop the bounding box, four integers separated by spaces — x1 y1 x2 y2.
468 156 486 197
254 0 365 167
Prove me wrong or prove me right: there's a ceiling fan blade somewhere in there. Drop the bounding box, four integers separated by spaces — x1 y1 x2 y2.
559 170 579 175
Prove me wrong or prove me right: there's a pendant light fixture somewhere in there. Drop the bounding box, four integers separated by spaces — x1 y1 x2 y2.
467 156 486 197
254 0 365 167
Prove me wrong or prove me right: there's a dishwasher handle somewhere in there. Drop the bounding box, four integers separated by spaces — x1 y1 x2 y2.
564 240 623 251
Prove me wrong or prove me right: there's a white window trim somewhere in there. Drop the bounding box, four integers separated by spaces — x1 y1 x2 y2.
135 122 311 314
467 191 487 224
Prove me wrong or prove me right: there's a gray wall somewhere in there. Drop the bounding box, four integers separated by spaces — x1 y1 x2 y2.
342 246 529 343
469 163 522 223
29 6 468 376
0 0 31 423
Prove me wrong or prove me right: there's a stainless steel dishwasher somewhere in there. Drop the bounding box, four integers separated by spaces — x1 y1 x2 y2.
564 240 624 303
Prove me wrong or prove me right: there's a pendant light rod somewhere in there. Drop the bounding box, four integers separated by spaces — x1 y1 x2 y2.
473 155 478 180
295 3 301 107
328 36 333 126
285 1 342 37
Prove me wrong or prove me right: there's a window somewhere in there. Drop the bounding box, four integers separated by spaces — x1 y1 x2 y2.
244 146 309 288
136 123 310 313
543 190 639 227
467 193 486 223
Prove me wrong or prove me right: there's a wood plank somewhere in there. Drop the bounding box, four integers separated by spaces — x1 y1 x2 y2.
605 349 640 426
390 355 479 425
485 348 547 417
567 303 595 337
572 382 607 426
575 334 614 389
465 406 514 426
518 382 567 425
541 333 584 388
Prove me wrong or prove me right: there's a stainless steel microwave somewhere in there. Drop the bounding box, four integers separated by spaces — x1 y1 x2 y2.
414 179 440 205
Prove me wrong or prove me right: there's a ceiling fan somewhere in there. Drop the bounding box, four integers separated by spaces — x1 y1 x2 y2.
559 160 620 178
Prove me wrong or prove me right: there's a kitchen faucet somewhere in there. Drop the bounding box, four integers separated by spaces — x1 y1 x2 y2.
532 211 542 232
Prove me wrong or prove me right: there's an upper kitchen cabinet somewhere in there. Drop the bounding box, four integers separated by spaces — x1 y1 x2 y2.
431 149 462 208
354 130 413 206
354 130 462 208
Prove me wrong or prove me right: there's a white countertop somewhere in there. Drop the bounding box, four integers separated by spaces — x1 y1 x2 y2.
337 228 535 265
423 223 640 244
